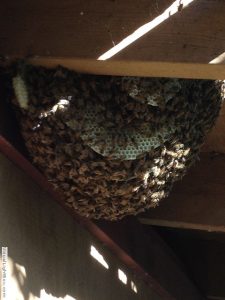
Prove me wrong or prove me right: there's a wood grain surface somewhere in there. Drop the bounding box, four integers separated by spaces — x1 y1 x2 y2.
1 0 225 79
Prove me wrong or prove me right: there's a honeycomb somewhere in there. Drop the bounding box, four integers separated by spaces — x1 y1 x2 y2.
78 104 175 160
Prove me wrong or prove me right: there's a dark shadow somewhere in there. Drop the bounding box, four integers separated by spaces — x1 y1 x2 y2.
0 65 28 155
155 227 225 298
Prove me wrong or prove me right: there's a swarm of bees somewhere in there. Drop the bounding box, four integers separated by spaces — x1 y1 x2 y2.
10 63 223 220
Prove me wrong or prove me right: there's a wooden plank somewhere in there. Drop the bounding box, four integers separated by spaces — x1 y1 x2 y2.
1 0 225 79
140 153 225 232
29 58 225 80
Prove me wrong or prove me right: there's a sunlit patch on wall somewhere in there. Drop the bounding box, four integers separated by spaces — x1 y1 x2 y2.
209 52 225 64
131 281 138 294
90 245 109 269
40 289 76 300
5 258 27 300
14 262 27 285
6 258 77 300
118 269 127 285
98 0 196 60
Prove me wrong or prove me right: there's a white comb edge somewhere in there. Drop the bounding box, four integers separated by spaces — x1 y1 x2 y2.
12 75 29 109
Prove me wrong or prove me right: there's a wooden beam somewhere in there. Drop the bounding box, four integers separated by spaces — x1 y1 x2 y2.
30 58 225 80
140 153 225 232
1 0 225 79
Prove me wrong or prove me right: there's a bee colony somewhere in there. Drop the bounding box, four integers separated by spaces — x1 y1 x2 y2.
7 63 223 220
